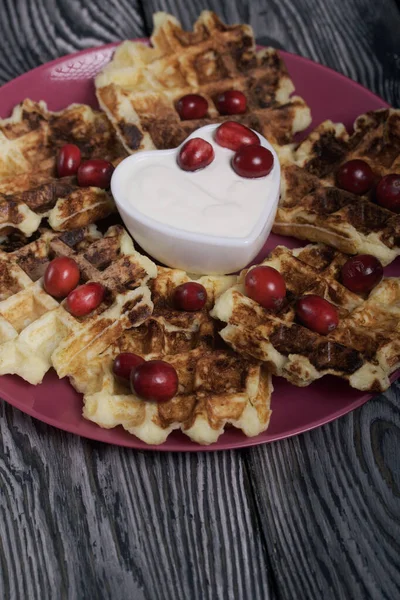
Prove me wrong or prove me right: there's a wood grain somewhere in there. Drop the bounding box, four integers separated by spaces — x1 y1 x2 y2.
0 0 147 85
0 1 399 599
0 402 273 600
246 381 400 600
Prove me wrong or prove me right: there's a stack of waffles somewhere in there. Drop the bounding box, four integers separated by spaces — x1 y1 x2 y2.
0 10 398 445
274 109 400 265
209 108 400 399
0 99 126 236
211 243 400 393
95 11 311 152
81 269 272 445
0 224 156 385
0 218 273 444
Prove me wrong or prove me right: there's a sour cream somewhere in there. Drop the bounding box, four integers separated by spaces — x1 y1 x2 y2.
124 127 277 239
111 124 280 275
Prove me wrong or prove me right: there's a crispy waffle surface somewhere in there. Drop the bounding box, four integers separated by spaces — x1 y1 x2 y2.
82 268 273 445
0 224 156 385
211 243 400 393
95 11 311 153
0 99 127 236
274 109 400 265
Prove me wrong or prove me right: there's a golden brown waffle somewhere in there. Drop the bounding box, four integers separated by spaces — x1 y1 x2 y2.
211 243 400 392
274 109 400 265
82 267 273 445
0 224 156 384
95 11 311 153
0 99 127 235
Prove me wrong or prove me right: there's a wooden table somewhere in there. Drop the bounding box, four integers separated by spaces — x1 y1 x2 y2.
0 1 399 598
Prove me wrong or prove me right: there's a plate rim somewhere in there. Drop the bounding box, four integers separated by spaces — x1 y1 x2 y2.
2 371 394 452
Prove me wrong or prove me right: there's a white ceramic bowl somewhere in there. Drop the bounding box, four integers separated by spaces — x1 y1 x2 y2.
111 124 280 275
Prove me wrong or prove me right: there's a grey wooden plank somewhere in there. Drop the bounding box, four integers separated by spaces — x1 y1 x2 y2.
141 0 400 106
0 0 149 85
0 402 272 600
245 381 400 600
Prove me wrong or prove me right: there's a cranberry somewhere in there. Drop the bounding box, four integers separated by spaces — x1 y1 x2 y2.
341 254 383 293
113 352 145 382
177 138 214 172
43 257 80 299
177 94 208 120
245 266 286 310
376 174 400 213
336 159 375 195
215 121 260 151
215 90 247 115
131 360 178 403
77 159 114 189
232 145 274 178
66 282 105 317
296 295 339 335
57 144 81 178
173 282 207 311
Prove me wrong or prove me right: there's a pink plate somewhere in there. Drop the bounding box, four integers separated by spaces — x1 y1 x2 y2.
0 42 398 451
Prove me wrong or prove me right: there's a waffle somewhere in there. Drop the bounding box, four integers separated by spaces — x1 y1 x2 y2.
211 243 400 392
0 224 156 385
273 109 400 265
82 267 273 445
0 99 127 236
95 11 311 153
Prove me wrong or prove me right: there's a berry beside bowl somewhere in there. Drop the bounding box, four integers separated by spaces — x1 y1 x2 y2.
111 123 280 275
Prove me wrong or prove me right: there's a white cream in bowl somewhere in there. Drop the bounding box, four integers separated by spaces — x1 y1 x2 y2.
111 124 280 275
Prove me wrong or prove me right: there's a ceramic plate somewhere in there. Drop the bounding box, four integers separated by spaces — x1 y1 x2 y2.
0 42 398 451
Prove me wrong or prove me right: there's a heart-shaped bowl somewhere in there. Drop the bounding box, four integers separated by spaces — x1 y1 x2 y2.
111 123 280 274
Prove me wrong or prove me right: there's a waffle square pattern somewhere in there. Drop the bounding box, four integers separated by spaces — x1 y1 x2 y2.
0 225 156 385
95 11 311 153
0 99 127 236
274 109 400 265
82 267 273 445
211 244 400 393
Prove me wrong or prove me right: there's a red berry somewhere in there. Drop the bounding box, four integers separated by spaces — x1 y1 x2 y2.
177 138 214 172
57 144 81 178
113 352 145 382
336 159 374 195
232 145 274 178
173 282 207 311
215 90 247 115
215 121 260 151
341 254 383 293
66 282 105 317
296 295 339 335
77 159 114 189
43 256 80 298
177 94 208 120
376 174 400 213
131 360 178 403
245 266 286 310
